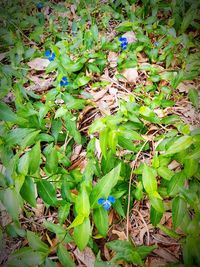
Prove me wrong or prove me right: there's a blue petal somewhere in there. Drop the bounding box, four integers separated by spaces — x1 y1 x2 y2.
63 82 68 86
119 37 127 42
60 80 64 86
48 56 54 61
98 198 105 205
107 196 116 203
62 76 68 81
103 201 111 210
51 53 56 59
45 50 51 57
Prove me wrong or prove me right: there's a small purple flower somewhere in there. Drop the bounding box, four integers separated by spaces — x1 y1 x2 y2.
44 50 55 61
60 76 68 86
98 196 116 210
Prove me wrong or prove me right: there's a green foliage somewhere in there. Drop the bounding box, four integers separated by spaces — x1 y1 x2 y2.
0 0 199 266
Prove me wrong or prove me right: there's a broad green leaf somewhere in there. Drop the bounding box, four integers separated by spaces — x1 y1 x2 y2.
7 247 44 267
137 245 157 259
0 101 17 122
6 128 35 146
44 258 57 267
108 130 118 154
118 128 143 141
21 130 41 150
118 136 135 151
18 152 29 175
149 191 165 213
63 62 84 73
188 88 199 109
75 185 90 217
43 221 72 243
73 217 91 251
29 142 41 174
67 214 85 230
90 164 121 208
107 240 144 266
134 181 143 200
168 171 186 196
89 119 105 134
91 24 99 42
183 158 198 178
57 244 76 267
116 21 133 32
172 196 187 229
45 147 58 173
37 180 57 206
93 208 108 237
51 119 62 143
0 188 20 221
27 231 49 254
165 136 193 156
157 166 174 180
75 76 91 87
99 128 109 158
142 164 157 194
58 203 70 225
65 112 81 144
150 206 163 226
180 6 197 33
55 107 67 119
20 176 37 207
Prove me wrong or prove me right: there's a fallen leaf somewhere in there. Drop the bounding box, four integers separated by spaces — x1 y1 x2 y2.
112 230 127 240
154 248 178 263
122 31 137 44
74 247 95 267
121 68 138 83
90 89 108 101
0 52 7 61
108 51 118 68
71 145 82 161
27 58 49 71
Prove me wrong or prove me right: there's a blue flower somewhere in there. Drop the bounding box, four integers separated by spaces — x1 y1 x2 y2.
36 2 43 9
98 196 116 210
60 76 68 86
119 36 128 50
44 50 55 61
154 41 159 47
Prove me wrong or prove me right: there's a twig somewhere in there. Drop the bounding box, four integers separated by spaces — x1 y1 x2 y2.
126 140 148 241
132 208 150 245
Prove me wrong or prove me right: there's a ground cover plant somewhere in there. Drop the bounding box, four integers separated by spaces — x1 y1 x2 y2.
0 0 200 266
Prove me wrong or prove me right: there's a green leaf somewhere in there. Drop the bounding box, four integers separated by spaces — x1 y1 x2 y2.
0 101 17 122
73 217 91 251
164 136 193 156
67 214 85 230
7 247 44 267
142 164 157 194
90 164 121 208
168 172 186 196
44 258 57 267
149 191 165 213
93 208 108 237
91 24 99 42
150 206 163 226
106 240 144 266
27 231 49 254
118 136 135 151
172 196 187 230
75 185 90 217
75 76 91 87
157 166 174 180
20 176 37 207
116 21 133 32
21 130 41 150
37 180 57 206
188 88 199 109
183 158 198 178
99 128 109 158
108 130 118 154
18 152 29 175
57 244 76 267
55 107 67 119
137 245 157 259
58 203 70 225
0 188 20 221
29 142 41 174
65 112 81 144
43 221 72 243
45 147 58 173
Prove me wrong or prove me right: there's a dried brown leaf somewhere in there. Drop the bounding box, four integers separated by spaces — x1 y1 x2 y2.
121 68 138 84
27 58 49 71
74 247 95 267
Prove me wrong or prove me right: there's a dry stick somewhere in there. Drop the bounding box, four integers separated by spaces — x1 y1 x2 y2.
126 140 148 241
132 208 150 246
